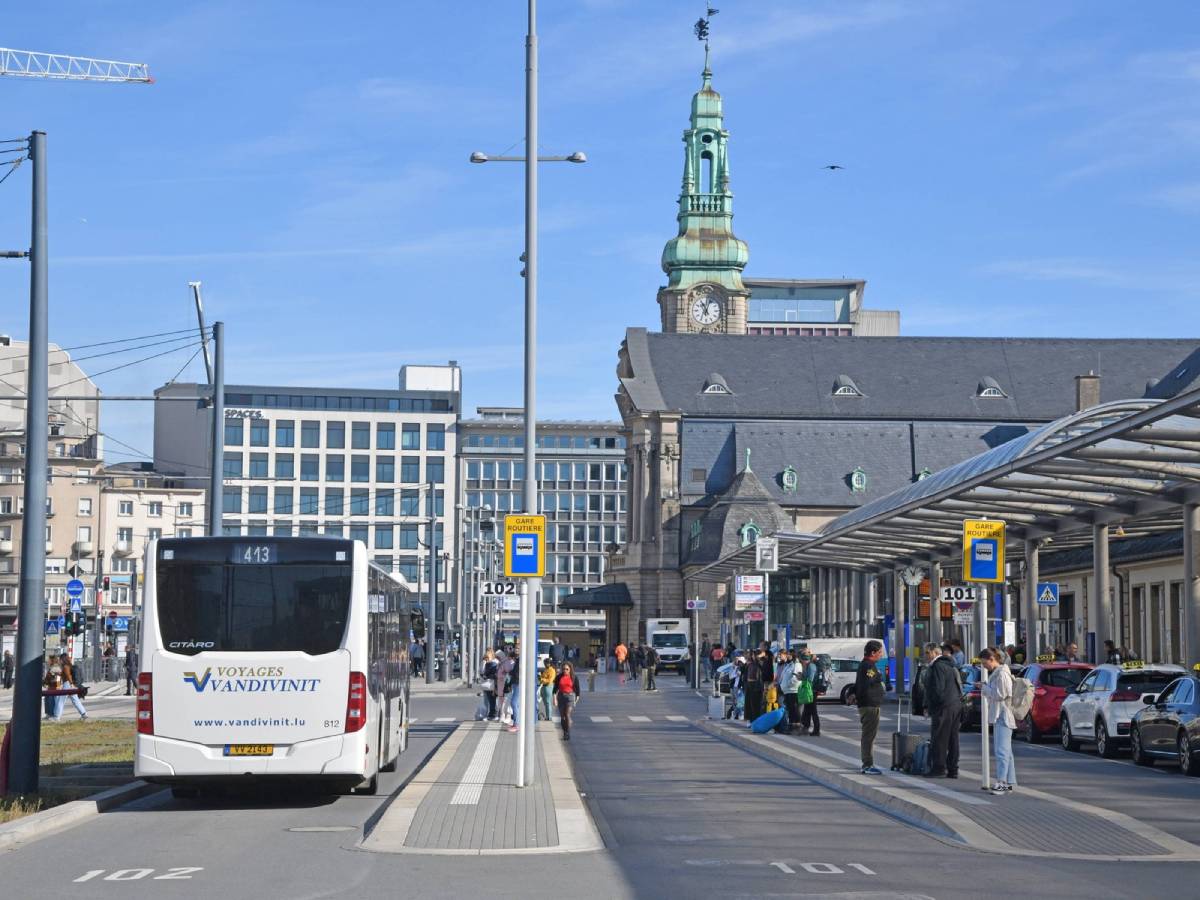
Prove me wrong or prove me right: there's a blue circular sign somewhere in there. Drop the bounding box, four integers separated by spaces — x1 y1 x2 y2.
66 578 85 597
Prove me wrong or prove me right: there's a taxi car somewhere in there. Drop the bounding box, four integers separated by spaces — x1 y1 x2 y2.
959 663 1026 731
1059 661 1185 757
1130 673 1200 775
1014 658 1093 742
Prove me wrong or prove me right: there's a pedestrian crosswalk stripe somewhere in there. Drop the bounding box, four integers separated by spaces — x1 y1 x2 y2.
628 715 651 722
666 715 689 722
434 717 456 723
822 713 849 721
590 715 612 723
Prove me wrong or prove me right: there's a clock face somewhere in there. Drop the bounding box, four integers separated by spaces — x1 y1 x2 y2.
690 292 721 325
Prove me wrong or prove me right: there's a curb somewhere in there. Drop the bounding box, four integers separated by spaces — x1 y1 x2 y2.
0 780 164 853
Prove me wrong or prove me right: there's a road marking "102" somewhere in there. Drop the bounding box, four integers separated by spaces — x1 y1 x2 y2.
74 868 204 882
771 862 876 875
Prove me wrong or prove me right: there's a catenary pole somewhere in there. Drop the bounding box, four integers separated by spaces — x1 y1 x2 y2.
206 322 224 536
8 131 48 795
517 0 540 789
426 477 436 685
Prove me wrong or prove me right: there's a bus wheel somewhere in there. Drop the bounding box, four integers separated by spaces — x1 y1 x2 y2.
171 786 200 800
353 774 379 795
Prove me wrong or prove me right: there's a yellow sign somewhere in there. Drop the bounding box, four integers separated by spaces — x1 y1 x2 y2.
503 514 546 578
962 519 1005 583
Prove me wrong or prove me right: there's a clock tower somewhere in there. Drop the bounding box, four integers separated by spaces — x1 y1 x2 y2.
658 54 750 334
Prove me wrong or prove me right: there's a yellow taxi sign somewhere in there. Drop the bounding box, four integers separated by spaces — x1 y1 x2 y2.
962 519 1005 583
1036 654 1056 663
1120 659 1146 670
503 514 546 578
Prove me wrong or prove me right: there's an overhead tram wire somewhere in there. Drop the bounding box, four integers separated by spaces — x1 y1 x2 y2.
60 326 202 352
70 330 208 364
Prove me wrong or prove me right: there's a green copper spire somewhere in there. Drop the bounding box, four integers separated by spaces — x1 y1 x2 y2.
660 60 749 293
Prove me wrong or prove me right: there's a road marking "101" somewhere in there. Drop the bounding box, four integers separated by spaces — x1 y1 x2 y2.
74 868 204 882
771 862 876 875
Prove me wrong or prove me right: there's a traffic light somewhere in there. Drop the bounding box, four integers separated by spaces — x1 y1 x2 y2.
101 575 110 592
66 611 83 635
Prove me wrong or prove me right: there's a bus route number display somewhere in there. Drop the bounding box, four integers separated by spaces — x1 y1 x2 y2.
233 544 276 565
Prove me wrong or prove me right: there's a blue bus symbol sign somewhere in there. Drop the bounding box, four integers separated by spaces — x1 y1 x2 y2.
962 519 1005 584
504 514 546 578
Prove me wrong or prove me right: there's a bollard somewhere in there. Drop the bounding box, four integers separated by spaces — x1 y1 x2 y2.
588 671 595 692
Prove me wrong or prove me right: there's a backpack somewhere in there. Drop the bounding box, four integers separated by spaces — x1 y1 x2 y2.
812 664 832 696
904 740 933 776
711 647 725 663
1009 675 1035 721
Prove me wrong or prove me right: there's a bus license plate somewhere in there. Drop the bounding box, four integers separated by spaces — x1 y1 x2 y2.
223 744 273 756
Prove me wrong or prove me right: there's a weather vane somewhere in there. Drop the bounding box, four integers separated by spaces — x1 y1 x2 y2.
694 4 719 46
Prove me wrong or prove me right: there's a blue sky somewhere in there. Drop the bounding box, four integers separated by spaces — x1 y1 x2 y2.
1 1 1198 463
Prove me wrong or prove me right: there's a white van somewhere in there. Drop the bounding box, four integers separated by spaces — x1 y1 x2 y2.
790 639 870 704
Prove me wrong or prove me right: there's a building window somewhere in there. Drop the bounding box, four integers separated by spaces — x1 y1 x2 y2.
325 488 343 515
147 500 163 517
324 523 343 537
402 423 420 450
222 523 242 536
246 523 267 537
78 497 93 517
223 487 242 513
327 421 345 449
178 501 194 518
427 425 445 450
276 420 295 447
273 524 292 537
249 453 269 478
148 527 162 541
224 418 243 446
377 423 395 450
376 489 394 516
850 466 868 493
223 453 243 478
375 525 393 549
428 459 445 484
397 559 418 581
301 420 321 448
326 455 345 482
300 488 319 515
250 419 269 447
301 454 319 481
77 525 92 542
350 489 369 515
275 454 294 479
117 526 133 543
401 457 420 483
467 461 480 480
400 524 418 550
425 490 445 517
352 422 371 449
177 528 192 538
118 499 134 516
274 488 293 514
351 455 370 482
349 524 368 545
376 456 395 483
690 468 706 483
248 487 268 514
400 489 419 516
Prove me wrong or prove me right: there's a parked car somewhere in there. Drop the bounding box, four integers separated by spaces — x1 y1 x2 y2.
1060 662 1185 757
1015 661 1093 742
824 655 889 705
1130 674 1200 775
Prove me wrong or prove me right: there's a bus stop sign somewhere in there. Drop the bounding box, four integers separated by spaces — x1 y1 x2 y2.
503 514 546 578
962 519 1005 583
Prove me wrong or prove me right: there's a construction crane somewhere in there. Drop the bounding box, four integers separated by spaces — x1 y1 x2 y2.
0 47 151 83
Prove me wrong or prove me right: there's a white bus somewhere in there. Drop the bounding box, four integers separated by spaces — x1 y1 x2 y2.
134 536 421 797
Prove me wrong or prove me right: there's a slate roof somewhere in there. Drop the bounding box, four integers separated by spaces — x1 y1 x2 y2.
620 329 1200 420
684 465 793 566
681 420 1035 508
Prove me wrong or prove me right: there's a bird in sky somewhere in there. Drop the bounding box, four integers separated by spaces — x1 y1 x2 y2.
821 164 845 171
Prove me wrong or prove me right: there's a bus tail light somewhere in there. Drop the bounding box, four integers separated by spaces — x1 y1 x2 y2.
136 673 154 735
345 672 367 733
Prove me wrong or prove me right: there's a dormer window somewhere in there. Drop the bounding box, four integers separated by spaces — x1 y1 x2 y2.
833 374 862 397
977 377 1007 399
702 373 732 395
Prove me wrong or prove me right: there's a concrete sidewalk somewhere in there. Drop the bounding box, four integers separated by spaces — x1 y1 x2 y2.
363 720 602 855
700 717 1200 861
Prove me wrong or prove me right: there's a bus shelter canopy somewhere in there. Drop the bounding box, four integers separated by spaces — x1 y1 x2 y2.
692 386 1200 580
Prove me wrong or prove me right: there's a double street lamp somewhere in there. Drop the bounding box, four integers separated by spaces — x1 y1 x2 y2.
467 0 586 788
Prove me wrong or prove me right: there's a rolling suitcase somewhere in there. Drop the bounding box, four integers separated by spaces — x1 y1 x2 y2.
890 694 922 771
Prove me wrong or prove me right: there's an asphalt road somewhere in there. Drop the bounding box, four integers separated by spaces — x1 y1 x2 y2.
3 679 1200 899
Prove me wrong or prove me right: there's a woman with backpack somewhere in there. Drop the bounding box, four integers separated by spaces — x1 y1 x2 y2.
797 650 821 736
978 647 1017 795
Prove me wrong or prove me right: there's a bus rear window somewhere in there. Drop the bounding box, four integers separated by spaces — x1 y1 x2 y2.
156 562 351 655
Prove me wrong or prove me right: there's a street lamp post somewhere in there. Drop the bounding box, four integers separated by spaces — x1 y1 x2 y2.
468 0 585 789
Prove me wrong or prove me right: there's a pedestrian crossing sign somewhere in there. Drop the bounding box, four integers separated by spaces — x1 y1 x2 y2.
1036 582 1059 607
69 597 83 614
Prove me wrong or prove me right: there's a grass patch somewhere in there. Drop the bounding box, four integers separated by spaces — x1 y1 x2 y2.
1 720 135 824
